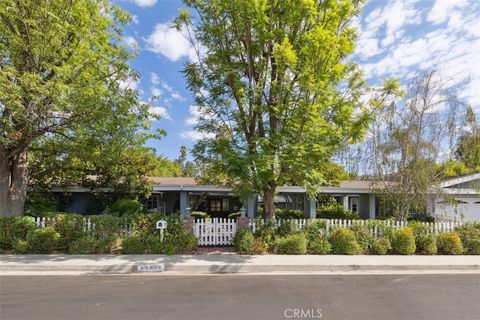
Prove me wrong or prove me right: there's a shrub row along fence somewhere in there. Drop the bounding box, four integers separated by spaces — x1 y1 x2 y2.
31 216 462 247
30 217 133 236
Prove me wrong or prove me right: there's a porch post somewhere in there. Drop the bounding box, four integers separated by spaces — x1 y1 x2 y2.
246 194 257 218
303 196 316 219
180 191 190 218
342 195 349 210
368 194 376 220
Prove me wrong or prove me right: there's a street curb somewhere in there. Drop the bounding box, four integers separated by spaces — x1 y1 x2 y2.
2 263 479 274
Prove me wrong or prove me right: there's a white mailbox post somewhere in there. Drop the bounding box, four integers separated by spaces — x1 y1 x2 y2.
156 220 167 242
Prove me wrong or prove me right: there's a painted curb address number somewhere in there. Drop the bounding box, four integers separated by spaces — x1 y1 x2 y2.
135 264 165 272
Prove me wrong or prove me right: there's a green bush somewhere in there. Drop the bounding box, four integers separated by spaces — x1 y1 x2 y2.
437 232 464 255
146 235 164 254
370 238 391 255
456 223 480 255
351 225 373 254
253 218 275 244
316 204 360 219
49 214 85 251
24 192 56 216
234 229 255 254
162 215 197 253
191 211 210 219
304 220 331 254
272 233 307 254
329 228 360 255
27 227 60 253
69 236 98 254
252 237 268 254
12 239 29 254
415 233 437 255
0 217 37 251
109 198 142 220
276 220 300 237
276 209 304 220
121 236 145 254
391 228 416 255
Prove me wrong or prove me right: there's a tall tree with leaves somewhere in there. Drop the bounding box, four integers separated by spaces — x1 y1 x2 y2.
0 0 153 215
176 0 400 218
456 106 480 171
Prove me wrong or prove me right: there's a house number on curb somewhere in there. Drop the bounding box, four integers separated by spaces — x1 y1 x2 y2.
156 220 167 242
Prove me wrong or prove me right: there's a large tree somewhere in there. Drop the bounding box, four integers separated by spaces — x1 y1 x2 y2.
177 0 399 218
0 0 152 215
456 106 480 171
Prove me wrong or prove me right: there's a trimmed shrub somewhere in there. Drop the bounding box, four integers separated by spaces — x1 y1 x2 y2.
370 238 391 255
49 214 85 251
27 227 60 253
0 217 37 251
276 220 300 237
391 228 416 255
456 223 480 255
272 234 307 254
304 220 331 255
316 204 360 220
276 209 304 220
351 225 373 254
415 233 437 255
110 198 142 220
69 236 98 254
121 236 145 254
253 218 275 244
252 237 268 255
13 240 29 254
234 229 255 254
437 232 464 255
146 236 164 254
329 228 360 255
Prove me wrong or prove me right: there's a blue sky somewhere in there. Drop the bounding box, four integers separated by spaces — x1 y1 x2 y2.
116 0 480 160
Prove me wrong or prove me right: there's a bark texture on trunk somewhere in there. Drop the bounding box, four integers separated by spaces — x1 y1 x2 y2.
263 188 276 219
0 151 28 216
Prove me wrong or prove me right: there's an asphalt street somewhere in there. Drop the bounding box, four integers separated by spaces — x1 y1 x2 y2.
1 274 479 320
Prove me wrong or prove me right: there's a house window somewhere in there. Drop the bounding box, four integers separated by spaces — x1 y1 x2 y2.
210 199 222 212
222 198 230 211
146 194 164 213
349 197 359 212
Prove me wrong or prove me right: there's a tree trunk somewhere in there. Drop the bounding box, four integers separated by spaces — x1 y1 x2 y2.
0 150 28 216
263 187 276 219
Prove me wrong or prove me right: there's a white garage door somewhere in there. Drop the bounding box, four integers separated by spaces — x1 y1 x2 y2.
435 198 480 221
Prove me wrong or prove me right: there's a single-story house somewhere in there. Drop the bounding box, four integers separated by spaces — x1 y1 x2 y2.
49 173 480 221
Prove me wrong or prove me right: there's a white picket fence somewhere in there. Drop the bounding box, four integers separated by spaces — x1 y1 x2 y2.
194 218 237 245
31 216 463 246
248 218 462 238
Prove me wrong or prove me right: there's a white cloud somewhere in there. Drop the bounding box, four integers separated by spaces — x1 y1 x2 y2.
151 87 161 97
180 130 214 140
150 106 171 120
356 0 422 59
130 0 157 8
185 105 201 125
144 23 192 61
124 36 138 49
150 72 160 85
118 77 140 92
359 0 480 111
427 0 468 24
131 15 139 24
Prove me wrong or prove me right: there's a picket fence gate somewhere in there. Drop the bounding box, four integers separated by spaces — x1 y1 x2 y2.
194 218 237 245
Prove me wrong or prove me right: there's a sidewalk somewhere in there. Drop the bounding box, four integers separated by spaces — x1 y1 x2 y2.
1 254 480 274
